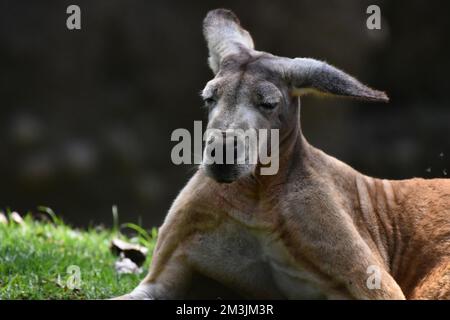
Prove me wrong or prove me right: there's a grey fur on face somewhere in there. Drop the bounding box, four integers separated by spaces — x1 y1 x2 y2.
201 9 388 183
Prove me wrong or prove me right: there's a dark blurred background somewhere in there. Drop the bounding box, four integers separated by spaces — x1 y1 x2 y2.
0 0 449 228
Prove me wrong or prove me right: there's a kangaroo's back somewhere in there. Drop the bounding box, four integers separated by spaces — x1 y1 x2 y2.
388 178 450 298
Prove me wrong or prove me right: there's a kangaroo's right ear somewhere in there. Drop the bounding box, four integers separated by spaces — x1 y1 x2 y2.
203 9 254 74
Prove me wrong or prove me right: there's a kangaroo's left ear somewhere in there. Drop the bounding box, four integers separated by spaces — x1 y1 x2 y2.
203 9 254 74
286 58 389 102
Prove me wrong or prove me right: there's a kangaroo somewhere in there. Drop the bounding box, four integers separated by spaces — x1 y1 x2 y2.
118 9 450 300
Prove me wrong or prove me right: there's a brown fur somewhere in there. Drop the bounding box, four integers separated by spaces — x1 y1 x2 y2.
115 9 449 300
117 135 449 300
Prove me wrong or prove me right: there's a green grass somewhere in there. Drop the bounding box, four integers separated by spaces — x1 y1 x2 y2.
0 209 157 299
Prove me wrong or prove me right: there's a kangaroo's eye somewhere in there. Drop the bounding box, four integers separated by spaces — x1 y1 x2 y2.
203 97 216 107
259 102 277 110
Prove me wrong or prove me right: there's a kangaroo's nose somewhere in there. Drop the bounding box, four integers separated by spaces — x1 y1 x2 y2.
206 132 240 163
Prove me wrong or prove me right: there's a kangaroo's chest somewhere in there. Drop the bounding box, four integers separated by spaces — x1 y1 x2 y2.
258 232 328 299
188 215 332 299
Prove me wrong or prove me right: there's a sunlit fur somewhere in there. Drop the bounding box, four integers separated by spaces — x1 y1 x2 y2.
116 9 449 300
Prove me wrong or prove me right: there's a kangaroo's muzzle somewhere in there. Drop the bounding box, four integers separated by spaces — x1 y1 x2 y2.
203 131 252 183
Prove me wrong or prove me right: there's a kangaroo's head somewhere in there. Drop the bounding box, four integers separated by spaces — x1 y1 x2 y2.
201 9 388 184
